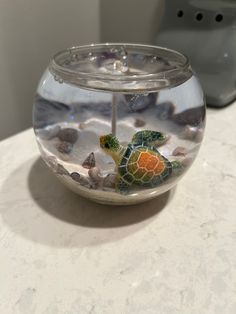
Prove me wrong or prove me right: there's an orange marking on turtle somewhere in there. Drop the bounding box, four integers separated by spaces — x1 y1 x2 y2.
138 151 166 175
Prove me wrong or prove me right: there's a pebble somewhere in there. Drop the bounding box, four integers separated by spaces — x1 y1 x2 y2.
134 118 146 127
171 106 205 126
82 152 96 169
56 141 73 154
156 102 175 120
181 157 193 168
125 93 157 112
70 172 93 188
182 125 204 142
103 173 117 189
58 128 79 144
70 172 81 182
37 125 61 140
172 146 188 156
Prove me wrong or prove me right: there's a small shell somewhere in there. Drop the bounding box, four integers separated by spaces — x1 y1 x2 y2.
56 164 70 176
82 152 96 169
103 173 117 189
58 128 79 144
134 118 146 127
88 167 102 183
56 141 73 154
172 146 187 156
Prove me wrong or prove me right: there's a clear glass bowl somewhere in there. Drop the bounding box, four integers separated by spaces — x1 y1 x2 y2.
33 43 206 205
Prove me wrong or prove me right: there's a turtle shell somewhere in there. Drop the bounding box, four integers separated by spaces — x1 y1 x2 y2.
118 144 172 187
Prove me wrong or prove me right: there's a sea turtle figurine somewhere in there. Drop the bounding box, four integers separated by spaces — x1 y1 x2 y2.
100 130 183 194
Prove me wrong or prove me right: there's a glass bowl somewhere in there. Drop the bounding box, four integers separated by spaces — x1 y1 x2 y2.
33 43 206 205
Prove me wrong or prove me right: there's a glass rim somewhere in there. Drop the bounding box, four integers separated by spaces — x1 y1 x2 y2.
49 43 192 92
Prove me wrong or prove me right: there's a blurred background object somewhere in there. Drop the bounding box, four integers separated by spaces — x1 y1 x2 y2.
156 0 236 107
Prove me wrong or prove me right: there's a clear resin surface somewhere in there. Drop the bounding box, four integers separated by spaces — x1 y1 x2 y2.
33 44 205 205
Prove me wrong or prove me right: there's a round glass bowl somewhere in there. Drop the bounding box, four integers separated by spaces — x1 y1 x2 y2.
33 43 206 205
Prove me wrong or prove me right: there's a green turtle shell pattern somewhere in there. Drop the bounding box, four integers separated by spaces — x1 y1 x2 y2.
118 144 172 188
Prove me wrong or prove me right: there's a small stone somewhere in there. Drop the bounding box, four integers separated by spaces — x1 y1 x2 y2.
103 173 117 189
37 125 61 140
125 93 158 112
70 172 93 188
171 106 205 126
156 102 175 120
172 146 187 156
181 157 193 168
58 128 78 144
70 172 81 182
195 128 204 143
182 126 204 142
82 152 96 169
56 141 73 154
134 118 146 127
56 164 70 176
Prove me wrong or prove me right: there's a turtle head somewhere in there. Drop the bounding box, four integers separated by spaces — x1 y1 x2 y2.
100 134 120 153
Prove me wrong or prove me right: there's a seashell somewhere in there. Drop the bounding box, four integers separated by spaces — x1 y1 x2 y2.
82 152 96 169
88 167 102 183
56 164 70 176
56 141 73 154
37 125 61 140
58 128 79 144
103 173 117 189
156 101 175 120
172 146 187 156
134 118 146 127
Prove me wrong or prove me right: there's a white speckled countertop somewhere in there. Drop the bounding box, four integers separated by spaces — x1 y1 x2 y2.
0 104 236 314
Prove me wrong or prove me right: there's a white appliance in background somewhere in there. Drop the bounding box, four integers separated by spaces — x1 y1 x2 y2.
156 0 236 107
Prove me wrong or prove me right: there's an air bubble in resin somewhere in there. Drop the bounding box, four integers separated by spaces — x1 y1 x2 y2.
33 44 205 205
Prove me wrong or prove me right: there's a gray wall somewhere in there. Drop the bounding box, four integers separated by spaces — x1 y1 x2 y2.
100 0 163 44
0 0 100 140
0 0 163 140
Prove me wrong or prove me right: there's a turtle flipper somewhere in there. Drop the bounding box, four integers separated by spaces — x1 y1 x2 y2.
132 130 167 146
171 160 184 176
116 176 130 195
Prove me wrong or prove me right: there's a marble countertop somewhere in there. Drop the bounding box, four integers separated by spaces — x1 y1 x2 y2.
0 104 236 314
